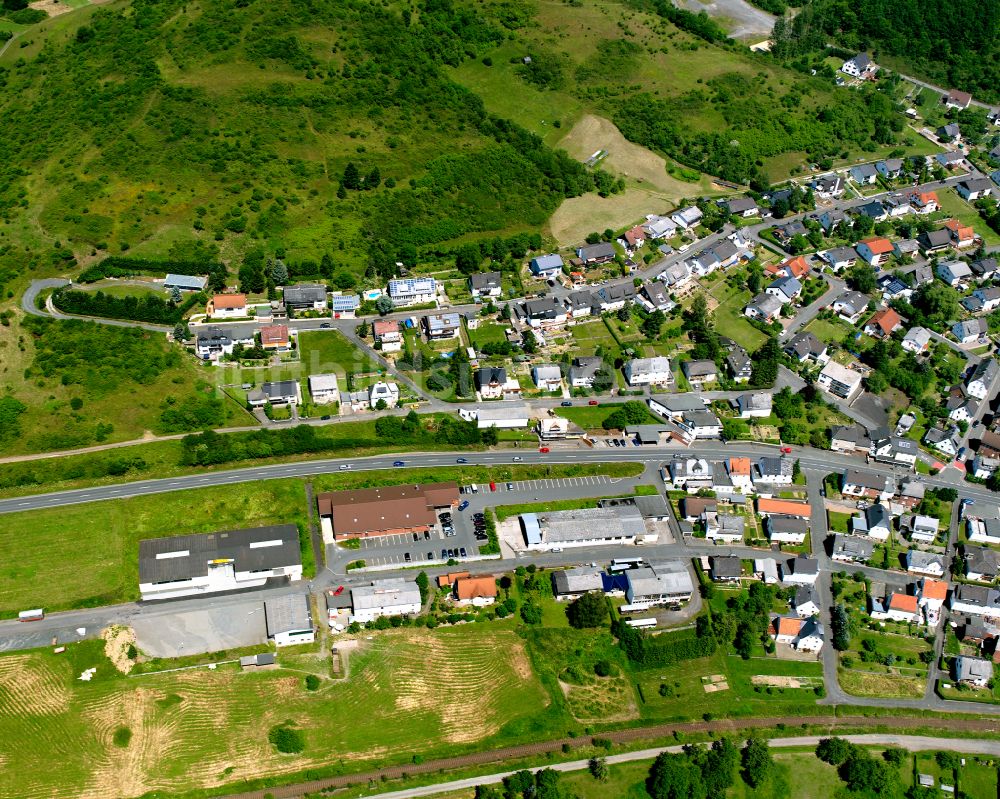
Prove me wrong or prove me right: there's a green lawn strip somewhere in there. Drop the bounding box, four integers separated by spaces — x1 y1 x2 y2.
827 511 852 534
297 330 382 379
936 189 1000 247
0 479 308 616
555 404 659 430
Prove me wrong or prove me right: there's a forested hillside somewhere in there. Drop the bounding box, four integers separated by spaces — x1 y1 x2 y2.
778 0 1000 103
0 0 922 293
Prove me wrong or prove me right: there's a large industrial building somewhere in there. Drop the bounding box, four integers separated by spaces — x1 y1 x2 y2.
138 524 303 601
520 505 647 551
316 482 459 541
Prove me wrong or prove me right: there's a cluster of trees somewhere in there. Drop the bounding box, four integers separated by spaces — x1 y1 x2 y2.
815 737 913 795
0 395 26 448
602 400 649 431
473 768 572 799
645 736 772 798
566 591 610 629
780 0 1000 104
710 581 783 659
158 392 226 433
52 288 201 325
750 337 780 387
860 339 936 401
830 603 851 651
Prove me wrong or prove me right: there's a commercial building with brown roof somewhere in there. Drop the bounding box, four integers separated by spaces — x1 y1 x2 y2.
317 482 459 540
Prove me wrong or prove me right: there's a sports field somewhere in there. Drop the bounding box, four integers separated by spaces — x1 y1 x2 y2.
0 626 549 799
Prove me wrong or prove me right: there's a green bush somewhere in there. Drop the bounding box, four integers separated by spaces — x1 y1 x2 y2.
268 723 305 754
304 674 320 691
112 727 132 748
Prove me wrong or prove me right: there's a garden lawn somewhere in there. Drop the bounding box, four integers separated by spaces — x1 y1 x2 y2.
467 322 509 350
0 480 309 616
936 188 1000 247
705 283 766 350
298 330 382 378
827 511 852 534
555 404 658 430
804 316 854 346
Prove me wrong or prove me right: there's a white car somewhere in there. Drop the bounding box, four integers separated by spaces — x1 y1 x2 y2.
339 464 352 470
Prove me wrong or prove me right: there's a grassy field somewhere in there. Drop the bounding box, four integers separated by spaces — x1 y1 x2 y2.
555 404 658 430
298 330 382 380
0 480 309 616
704 282 767 350
0 626 553 799
935 189 1000 247
804 316 854 346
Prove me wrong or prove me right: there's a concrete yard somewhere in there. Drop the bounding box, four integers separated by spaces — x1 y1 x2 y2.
132 600 267 658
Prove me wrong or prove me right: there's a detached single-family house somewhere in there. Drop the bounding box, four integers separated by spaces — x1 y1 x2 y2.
195 326 238 360
592 282 636 312
207 293 248 319
670 206 703 230
617 225 647 253
907 514 940 544
944 89 973 110
725 196 759 218
771 616 824 652
682 359 718 388
842 469 894 500
727 347 753 383
736 392 772 418
937 260 973 287
373 320 402 352
283 284 327 312
577 242 617 266
368 381 399 408
965 546 1000 583
766 275 802 304
823 246 859 271
944 218 976 248
955 656 993 688
424 313 461 340
705 512 746 543
856 237 895 267
470 271 502 300
936 150 967 170
832 290 870 323
863 308 902 339
669 458 714 490
532 364 563 391
907 550 946 578
876 158 905 180
710 555 742 583
755 459 795 486
920 228 953 256
908 191 939 214
475 366 515 400
643 216 678 240
744 292 783 323
953 318 990 345
783 331 828 363
937 122 962 142
247 380 301 407
641 281 674 312
831 534 874 563
259 324 290 351
529 254 565 278
830 424 871 454
852 503 891 541
783 556 819 585
308 374 341 405
923 425 960 457
817 361 863 403
856 199 887 222
841 52 874 77
919 578 948 612
523 296 568 328
330 293 360 318
850 163 878 185
569 356 603 388
972 258 1000 280
812 175 845 199
676 409 723 440
767 515 809 546
966 359 999 399
624 357 673 387
901 326 932 354
958 178 994 202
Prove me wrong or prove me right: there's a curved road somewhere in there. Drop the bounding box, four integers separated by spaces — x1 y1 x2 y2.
21 277 173 333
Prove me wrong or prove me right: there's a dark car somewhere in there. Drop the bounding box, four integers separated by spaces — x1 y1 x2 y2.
457 457 468 464
404 552 411 562
393 460 405 467
459 547 467 557
321 415 331 420
319 322 331 328
458 500 469 511
441 548 449 559
561 401 572 407
426 551 433 560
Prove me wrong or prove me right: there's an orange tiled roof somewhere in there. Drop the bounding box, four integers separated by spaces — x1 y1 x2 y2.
782 256 810 278
729 457 752 476
260 324 289 345
889 593 918 612
211 293 247 309
866 308 901 336
456 576 497 600
757 498 810 516
774 617 803 636
921 579 948 601
861 237 894 254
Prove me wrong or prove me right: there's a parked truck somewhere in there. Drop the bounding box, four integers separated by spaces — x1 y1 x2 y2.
18 608 44 622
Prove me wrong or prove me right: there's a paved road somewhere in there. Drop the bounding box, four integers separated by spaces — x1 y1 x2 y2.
22 278 173 333
358 734 1000 799
779 274 846 343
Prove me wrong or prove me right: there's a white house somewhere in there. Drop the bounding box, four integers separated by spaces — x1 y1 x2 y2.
906 550 946 578
841 52 874 78
955 656 993 688
737 392 772 419
670 206 703 230
351 578 422 623
901 327 932 354
532 364 563 391
469 271 502 300
207 293 248 319
852 503 891 542
368 381 400 408
388 277 437 307
624 357 673 387
782 556 819 585
817 361 863 403
953 318 989 345
744 292 783 322
529 254 565 278
936 260 973 288
909 514 940 544
308 373 341 405
792 586 820 618
766 515 808 545
966 359 999 400
968 517 1000 546
705 512 746 543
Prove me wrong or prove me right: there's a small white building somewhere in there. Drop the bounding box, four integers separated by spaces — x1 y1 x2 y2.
817 361 863 403
265 594 315 647
351 578 422 624
532 364 563 391
624 357 673 387
308 374 341 405
368 381 400 408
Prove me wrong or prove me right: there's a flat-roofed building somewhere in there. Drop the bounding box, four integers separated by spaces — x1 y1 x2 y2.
552 567 604 601
308 373 340 404
522 506 646 551
625 561 694 609
265 593 315 647
316 483 459 541
139 524 303 601
351 578 422 623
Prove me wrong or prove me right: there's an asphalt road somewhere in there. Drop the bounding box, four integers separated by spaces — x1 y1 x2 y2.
359 734 1000 799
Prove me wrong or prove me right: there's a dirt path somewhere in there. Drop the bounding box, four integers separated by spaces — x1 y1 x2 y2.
215 714 1000 799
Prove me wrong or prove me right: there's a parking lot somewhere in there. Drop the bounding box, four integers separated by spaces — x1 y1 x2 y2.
133 599 267 658
332 476 636 569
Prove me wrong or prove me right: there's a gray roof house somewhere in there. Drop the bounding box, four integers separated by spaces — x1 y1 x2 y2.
830 533 874 563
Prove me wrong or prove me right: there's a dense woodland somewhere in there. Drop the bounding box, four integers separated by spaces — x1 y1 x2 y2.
774 0 1000 103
